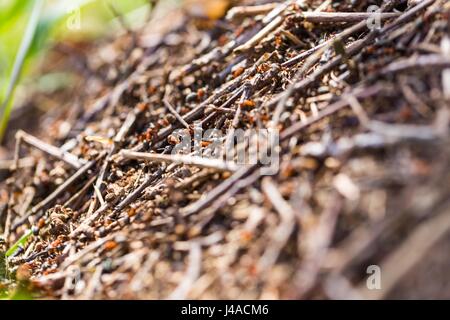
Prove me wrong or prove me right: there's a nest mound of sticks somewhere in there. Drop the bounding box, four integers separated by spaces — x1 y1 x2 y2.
2 0 450 299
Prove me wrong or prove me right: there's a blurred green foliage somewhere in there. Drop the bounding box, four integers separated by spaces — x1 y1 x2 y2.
0 0 151 140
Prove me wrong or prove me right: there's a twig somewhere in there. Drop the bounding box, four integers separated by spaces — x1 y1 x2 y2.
400 81 431 117
197 169 263 230
175 169 213 190
346 94 438 140
358 204 450 299
379 54 450 75
119 150 242 172
168 241 202 300
382 0 437 34
93 108 139 213
74 54 158 131
93 184 105 207
234 14 284 53
63 175 97 208
163 98 190 129
226 3 278 20
293 192 342 298
70 203 110 238
258 178 295 273
60 234 115 270
17 187 35 217
280 85 382 142
82 265 103 299
295 12 400 23
173 232 223 251
16 130 86 169
150 53 273 148
12 154 103 231
282 5 400 68
182 165 257 216
130 251 160 293
112 167 164 214
0 157 34 171
279 0 437 106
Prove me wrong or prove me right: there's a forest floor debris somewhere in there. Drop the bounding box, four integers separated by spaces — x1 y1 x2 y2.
1 0 450 299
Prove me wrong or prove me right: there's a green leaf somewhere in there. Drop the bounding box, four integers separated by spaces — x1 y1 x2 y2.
0 0 32 31
5 229 33 258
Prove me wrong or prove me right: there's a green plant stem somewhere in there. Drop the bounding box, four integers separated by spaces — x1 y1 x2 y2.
0 0 45 141
5 229 33 258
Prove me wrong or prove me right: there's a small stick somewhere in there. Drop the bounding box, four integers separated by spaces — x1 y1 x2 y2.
173 1 283 78
82 265 103 299
382 0 436 34
442 37 450 99
400 82 431 117
281 33 379 105
70 203 110 238
16 130 85 169
295 12 400 24
119 150 242 172
175 169 213 190
235 10 400 54
258 178 295 273
0 157 34 171
173 231 223 251
61 266 80 300
234 14 284 53
64 175 97 208
12 154 103 231
112 167 164 213
11 132 22 171
359 205 450 300
346 94 438 140
60 234 115 269
293 192 342 298
93 184 105 207
71 167 164 237
130 251 160 293
3 205 12 241
281 13 369 67
182 165 257 216
281 42 329 68
314 0 331 12
280 0 431 73
94 108 139 206
17 187 35 217
226 3 278 20
274 0 331 106
280 29 306 46
206 105 235 114
85 196 98 218
163 99 190 129
114 111 138 144
151 53 272 148
379 54 450 75
185 86 381 219
197 169 263 230
280 85 382 142
74 54 157 131
168 241 202 300
272 34 329 127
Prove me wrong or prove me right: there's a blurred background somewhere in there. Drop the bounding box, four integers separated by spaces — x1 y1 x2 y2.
0 0 163 141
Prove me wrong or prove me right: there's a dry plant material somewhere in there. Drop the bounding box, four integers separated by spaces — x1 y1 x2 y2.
1 0 450 299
